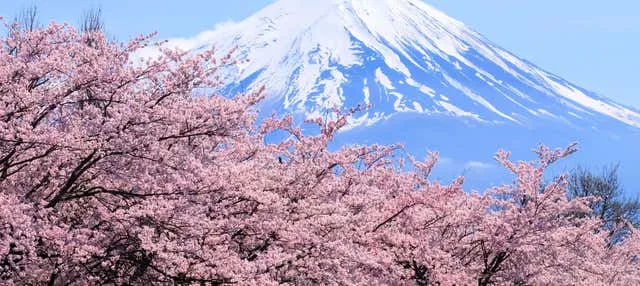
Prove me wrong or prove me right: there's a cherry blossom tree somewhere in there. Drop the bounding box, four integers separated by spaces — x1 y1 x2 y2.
568 164 640 245
1 20 639 285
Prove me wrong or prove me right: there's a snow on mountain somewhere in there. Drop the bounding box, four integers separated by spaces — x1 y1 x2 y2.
154 0 640 130
134 0 640 192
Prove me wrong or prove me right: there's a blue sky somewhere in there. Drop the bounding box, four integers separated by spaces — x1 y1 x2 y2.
1 0 639 108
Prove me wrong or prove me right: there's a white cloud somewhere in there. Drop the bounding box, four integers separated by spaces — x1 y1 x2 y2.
130 20 237 62
464 161 494 169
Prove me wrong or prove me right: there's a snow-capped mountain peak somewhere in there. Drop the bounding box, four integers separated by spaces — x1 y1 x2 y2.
156 0 640 129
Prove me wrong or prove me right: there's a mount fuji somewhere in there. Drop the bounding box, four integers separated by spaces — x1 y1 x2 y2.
154 0 640 190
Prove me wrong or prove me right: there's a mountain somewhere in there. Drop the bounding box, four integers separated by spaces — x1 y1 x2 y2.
196 0 639 129
155 0 640 190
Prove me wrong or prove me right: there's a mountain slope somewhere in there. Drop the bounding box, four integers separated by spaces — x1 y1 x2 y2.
142 0 640 191
174 0 640 130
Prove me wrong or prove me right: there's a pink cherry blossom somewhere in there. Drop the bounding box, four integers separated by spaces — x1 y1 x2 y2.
0 22 638 285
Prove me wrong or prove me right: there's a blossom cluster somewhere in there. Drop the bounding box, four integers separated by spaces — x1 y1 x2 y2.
0 22 638 285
